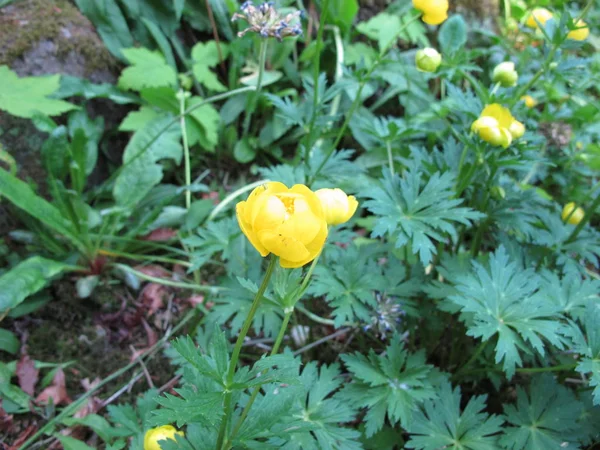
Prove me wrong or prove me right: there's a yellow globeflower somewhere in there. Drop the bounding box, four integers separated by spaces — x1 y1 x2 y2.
520 95 537 108
568 19 589 41
413 0 449 25
562 202 585 225
471 104 523 148
236 182 328 268
526 8 553 29
144 426 184 450
315 188 359 226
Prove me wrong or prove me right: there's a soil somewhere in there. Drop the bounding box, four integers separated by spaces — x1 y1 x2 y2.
1 275 195 447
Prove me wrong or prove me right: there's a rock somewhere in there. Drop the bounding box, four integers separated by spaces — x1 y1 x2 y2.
0 0 116 82
0 0 121 237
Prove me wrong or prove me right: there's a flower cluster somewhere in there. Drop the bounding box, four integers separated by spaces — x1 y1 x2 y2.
144 425 184 450
471 104 525 148
232 1 302 41
525 7 589 41
413 0 449 25
236 182 357 268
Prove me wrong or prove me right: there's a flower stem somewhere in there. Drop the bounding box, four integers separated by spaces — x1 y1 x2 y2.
178 90 192 210
242 39 269 136
386 141 395 176
216 255 277 450
452 340 488 380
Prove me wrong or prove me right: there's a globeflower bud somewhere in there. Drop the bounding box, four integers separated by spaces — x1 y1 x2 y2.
144 425 184 450
413 0 448 25
520 95 536 108
236 182 328 268
562 202 584 225
525 8 553 29
492 62 518 87
509 120 525 139
568 19 589 41
415 48 442 72
315 188 359 226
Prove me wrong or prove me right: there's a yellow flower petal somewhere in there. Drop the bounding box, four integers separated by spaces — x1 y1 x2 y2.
258 229 310 263
525 8 553 29
481 104 515 129
236 202 269 257
568 20 589 41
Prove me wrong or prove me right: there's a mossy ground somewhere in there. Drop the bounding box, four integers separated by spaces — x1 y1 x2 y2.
0 0 115 73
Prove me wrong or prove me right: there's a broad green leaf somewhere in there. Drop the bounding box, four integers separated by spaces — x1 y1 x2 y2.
0 167 82 248
326 0 359 32
187 98 221 151
0 328 19 354
113 115 182 206
118 48 177 91
191 41 229 92
0 66 76 118
63 414 118 443
119 107 160 132
356 13 402 52
57 436 95 450
73 0 134 60
438 15 467 56
0 257 71 312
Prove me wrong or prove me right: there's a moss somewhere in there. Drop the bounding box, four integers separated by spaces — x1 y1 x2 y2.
0 0 115 74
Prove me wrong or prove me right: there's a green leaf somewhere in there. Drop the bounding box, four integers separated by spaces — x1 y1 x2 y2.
186 98 221 150
113 115 182 206
438 15 468 56
234 138 257 163
406 381 504 450
57 436 96 450
326 0 359 32
308 244 384 327
356 13 402 52
0 328 19 354
151 387 224 428
63 415 118 443
339 334 435 437
0 167 82 247
0 257 71 312
119 107 160 132
446 247 567 378
0 66 76 118
73 0 134 60
267 362 361 449
118 48 177 91
191 41 229 92
107 403 141 434
362 168 484 265
565 306 600 405
500 375 583 450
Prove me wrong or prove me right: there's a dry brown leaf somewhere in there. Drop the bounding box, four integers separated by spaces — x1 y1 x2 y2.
16 354 38 396
9 424 37 450
134 265 171 279
35 368 72 406
73 378 103 419
141 319 158 347
140 283 167 315
140 228 178 241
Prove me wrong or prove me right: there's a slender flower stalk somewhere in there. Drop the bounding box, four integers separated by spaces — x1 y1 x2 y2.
216 256 277 450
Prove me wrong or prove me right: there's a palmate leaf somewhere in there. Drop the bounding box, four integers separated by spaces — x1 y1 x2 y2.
118 48 177 91
183 217 241 271
500 375 584 450
565 306 600 405
339 334 434 437
538 269 600 319
362 168 484 265
308 244 385 327
191 41 229 92
0 66 76 118
406 381 503 450
445 246 567 378
266 362 361 450
207 276 283 338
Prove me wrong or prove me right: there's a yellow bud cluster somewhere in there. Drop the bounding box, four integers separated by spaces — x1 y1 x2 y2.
471 104 525 148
